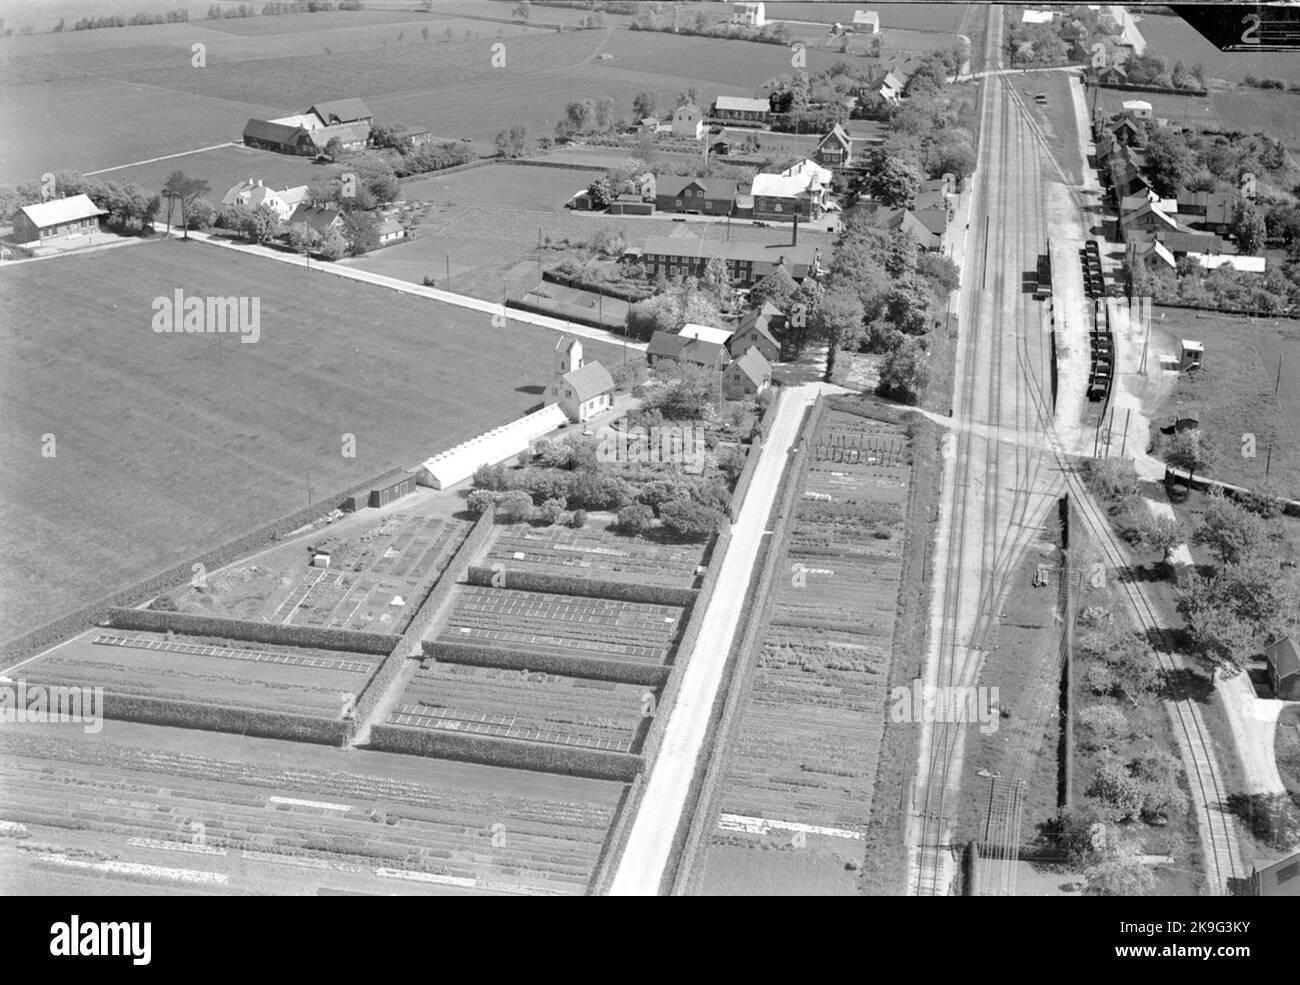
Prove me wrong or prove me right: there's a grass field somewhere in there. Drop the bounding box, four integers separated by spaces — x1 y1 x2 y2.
697 407 915 895
163 506 472 633
0 237 621 644
347 162 832 298
21 629 375 718
0 718 623 895
99 144 332 201
1149 306 1300 494
1097 86 1300 158
392 662 650 753
1136 9 1300 86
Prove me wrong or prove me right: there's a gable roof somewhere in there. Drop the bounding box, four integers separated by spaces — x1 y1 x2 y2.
819 123 851 151
560 361 614 402
244 118 308 145
677 323 733 346
715 95 770 114
1177 189 1237 226
737 300 785 345
674 102 702 118
1123 200 1177 230
287 204 342 235
656 175 738 200
1266 637 1300 679
308 121 371 149
19 194 106 227
730 345 772 385
307 98 371 125
913 208 948 236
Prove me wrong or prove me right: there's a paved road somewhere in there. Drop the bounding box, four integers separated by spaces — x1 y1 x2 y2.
608 381 828 896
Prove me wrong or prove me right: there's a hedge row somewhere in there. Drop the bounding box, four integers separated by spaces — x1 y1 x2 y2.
350 507 498 729
505 296 621 332
102 609 397 655
1 466 403 666
1162 467 1300 516
668 400 821 894
1141 299 1300 321
99 692 351 746
367 723 643 781
542 269 655 303
425 640 670 687
1097 79 1208 97
464 566 697 607
501 158 607 174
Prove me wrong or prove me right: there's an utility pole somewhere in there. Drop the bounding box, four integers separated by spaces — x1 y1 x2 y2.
445 249 451 288
1119 408 1131 457
307 471 312 506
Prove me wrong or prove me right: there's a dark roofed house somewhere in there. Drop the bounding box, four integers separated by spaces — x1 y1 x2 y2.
307 98 372 126
1098 64 1128 85
879 207 943 251
1176 190 1237 235
243 118 317 155
287 203 343 236
655 176 738 215
1265 637 1300 700
645 330 730 370
640 234 821 287
728 300 785 362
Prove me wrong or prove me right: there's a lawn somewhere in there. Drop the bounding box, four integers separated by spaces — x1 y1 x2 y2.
0 237 621 644
1149 306 1300 495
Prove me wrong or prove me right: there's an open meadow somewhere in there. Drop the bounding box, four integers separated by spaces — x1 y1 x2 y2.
1136 9 1300 86
696 405 916 895
0 718 623 895
0 237 621 644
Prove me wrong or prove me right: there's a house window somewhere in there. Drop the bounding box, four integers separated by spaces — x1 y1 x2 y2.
774 203 783 212
675 199 682 208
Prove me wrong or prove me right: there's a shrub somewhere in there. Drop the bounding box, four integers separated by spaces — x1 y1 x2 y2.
659 497 720 541
466 489 497 515
616 503 654 534
1078 704 1128 747
1086 662 1116 695
495 490 533 523
535 497 566 524
570 508 588 528
472 463 510 491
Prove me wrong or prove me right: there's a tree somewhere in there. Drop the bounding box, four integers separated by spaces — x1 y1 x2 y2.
185 197 217 231
866 153 923 208
1192 491 1267 567
318 226 346 261
466 489 497 515
877 335 929 404
535 497 566 524
1233 200 1267 255
323 137 345 162
1086 755 1144 821
1107 637 1162 706
494 125 528 159
659 497 720 541
593 96 618 132
1142 128 1196 198
570 509 587 529
512 0 530 21
748 266 799 311
342 211 380 256
1163 431 1211 488
810 287 865 382
1177 571 1256 670
1132 750 1188 822
564 100 593 133
616 503 654 534
677 88 698 107
287 222 320 255
700 255 732 307
241 203 281 244
633 90 657 121
1078 705 1129 749
1083 841 1155 896
161 171 210 237
587 176 614 210
1135 513 1181 567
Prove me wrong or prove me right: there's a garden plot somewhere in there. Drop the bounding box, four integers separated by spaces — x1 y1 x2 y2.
438 586 684 666
390 663 650 754
21 630 376 718
0 720 621 896
698 409 916 894
485 523 705 588
164 512 471 634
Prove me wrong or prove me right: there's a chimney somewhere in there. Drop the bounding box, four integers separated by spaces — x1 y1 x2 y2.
792 211 799 247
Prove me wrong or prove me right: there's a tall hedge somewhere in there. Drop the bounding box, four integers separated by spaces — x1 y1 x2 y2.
103 608 396 655
424 640 669 687
464 566 697 607
96 691 351 745
367 722 643 781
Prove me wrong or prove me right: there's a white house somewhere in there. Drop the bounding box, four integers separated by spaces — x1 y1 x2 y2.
732 2 765 27
221 179 309 222
852 10 880 32
547 336 615 423
1187 253 1267 273
672 102 705 140
1121 99 1153 121
1021 9 1055 24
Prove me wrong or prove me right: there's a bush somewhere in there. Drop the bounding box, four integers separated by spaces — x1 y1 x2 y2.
495 490 533 523
1078 704 1128 747
466 489 497 515
570 508 588 528
535 497 566 524
616 503 654 534
658 497 720 541
1086 662 1116 695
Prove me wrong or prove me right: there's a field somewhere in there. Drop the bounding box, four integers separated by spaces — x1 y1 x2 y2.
483 521 705 588
0 238 622 644
1149 306 1300 494
391 662 650 754
18 629 375 718
438 585 684 667
162 506 472 633
98 144 332 200
348 162 832 299
696 407 916 895
1137 9 1300 86
0 719 622 895
1097 86 1300 158
762 1 973 34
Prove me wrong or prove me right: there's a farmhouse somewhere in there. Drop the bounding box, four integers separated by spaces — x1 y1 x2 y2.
242 119 318 155
816 124 854 169
853 10 880 32
750 163 832 221
244 98 373 156
672 102 706 140
712 95 771 125
639 235 822 286
221 179 309 222
1250 850 1300 897
645 330 731 370
1265 637 1300 701
723 346 772 399
1121 99 1153 121
547 337 614 423
306 98 372 127
729 300 785 362
732 2 765 27
376 218 406 246
1097 64 1128 86
12 195 106 244
286 204 344 236
655 176 738 216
